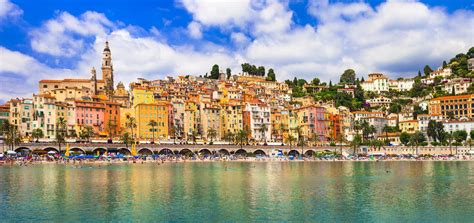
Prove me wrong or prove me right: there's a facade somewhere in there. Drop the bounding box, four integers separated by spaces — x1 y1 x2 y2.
104 102 121 137
134 102 169 140
399 120 419 134
442 119 474 135
9 98 34 138
366 96 392 108
468 58 474 71
243 99 271 142
361 73 389 93
389 78 414 91
429 68 452 79
75 101 105 134
443 78 472 95
352 111 384 121
429 94 474 120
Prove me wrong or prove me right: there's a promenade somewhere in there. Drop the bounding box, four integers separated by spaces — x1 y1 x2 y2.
3 142 474 156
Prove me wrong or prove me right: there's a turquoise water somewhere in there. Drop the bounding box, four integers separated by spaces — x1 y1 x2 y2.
0 161 473 222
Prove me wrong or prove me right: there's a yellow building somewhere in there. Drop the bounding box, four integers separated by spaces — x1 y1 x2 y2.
134 101 169 140
220 100 243 137
184 101 198 140
132 88 155 106
120 107 134 135
399 120 419 134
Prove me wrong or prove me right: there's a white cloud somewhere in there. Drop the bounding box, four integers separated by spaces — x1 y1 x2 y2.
1 1 473 101
180 0 254 27
187 21 202 39
29 11 114 57
0 0 22 19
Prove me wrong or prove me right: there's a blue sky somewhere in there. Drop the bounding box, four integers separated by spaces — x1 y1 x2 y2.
0 0 473 102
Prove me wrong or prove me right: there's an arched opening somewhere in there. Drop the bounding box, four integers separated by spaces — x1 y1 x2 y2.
92 148 107 155
179 149 194 157
15 147 31 154
70 147 85 154
254 149 266 157
158 148 174 155
138 148 153 156
235 149 247 156
218 149 230 156
288 150 300 157
304 150 315 157
118 148 131 155
198 149 212 157
44 147 59 153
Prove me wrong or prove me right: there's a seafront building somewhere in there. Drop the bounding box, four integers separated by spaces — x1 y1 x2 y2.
1 41 474 148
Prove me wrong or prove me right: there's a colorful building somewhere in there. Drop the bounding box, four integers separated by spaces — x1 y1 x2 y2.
134 101 169 140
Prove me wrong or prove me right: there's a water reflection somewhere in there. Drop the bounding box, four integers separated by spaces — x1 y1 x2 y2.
0 162 473 222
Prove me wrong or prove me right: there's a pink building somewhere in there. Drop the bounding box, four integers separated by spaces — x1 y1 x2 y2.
75 100 105 134
297 105 328 142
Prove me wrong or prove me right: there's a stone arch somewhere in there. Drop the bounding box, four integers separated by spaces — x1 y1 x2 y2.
253 149 266 156
92 148 107 155
118 148 131 155
138 148 153 156
158 148 174 155
70 147 86 154
304 150 315 157
235 149 247 156
218 149 230 156
288 150 300 157
198 149 212 156
179 148 195 157
15 147 31 153
44 147 59 153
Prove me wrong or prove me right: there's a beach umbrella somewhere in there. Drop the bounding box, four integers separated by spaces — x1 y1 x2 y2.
64 143 70 157
131 144 137 156
7 150 16 155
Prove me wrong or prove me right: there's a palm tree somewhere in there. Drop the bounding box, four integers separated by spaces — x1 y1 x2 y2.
120 132 132 149
56 117 67 153
2 121 20 151
125 116 137 141
236 129 248 150
259 123 268 144
80 125 94 142
287 135 295 149
294 125 304 156
148 120 158 143
31 128 44 142
191 130 198 145
207 127 217 144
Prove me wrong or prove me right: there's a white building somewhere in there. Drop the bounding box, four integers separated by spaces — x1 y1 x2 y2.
389 78 414 91
443 119 474 136
468 58 474 71
352 111 384 121
429 68 452 79
361 73 389 93
443 78 472 95
245 99 271 142
366 96 392 108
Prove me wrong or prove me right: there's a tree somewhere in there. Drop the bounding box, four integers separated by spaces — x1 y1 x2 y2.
453 130 467 155
210 64 220 79
311 78 320 85
120 132 132 149
351 135 362 156
191 130 199 144
423 65 433 76
266 68 276 81
31 128 44 142
148 120 158 143
446 132 454 155
442 60 448 68
56 117 67 153
207 127 217 143
400 132 411 146
125 116 137 140
257 66 265 76
339 69 356 85
418 70 422 77
226 68 231 79
236 129 248 150
79 126 94 142
410 131 426 155
427 120 438 142
2 121 20 151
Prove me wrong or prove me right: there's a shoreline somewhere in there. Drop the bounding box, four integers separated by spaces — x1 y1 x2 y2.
1 157 473 166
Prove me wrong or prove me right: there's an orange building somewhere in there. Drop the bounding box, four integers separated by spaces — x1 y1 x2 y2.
429 94 474 120
104 101 121 137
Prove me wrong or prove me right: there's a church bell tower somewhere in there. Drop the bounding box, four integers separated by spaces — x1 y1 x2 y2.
102 41 114 98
